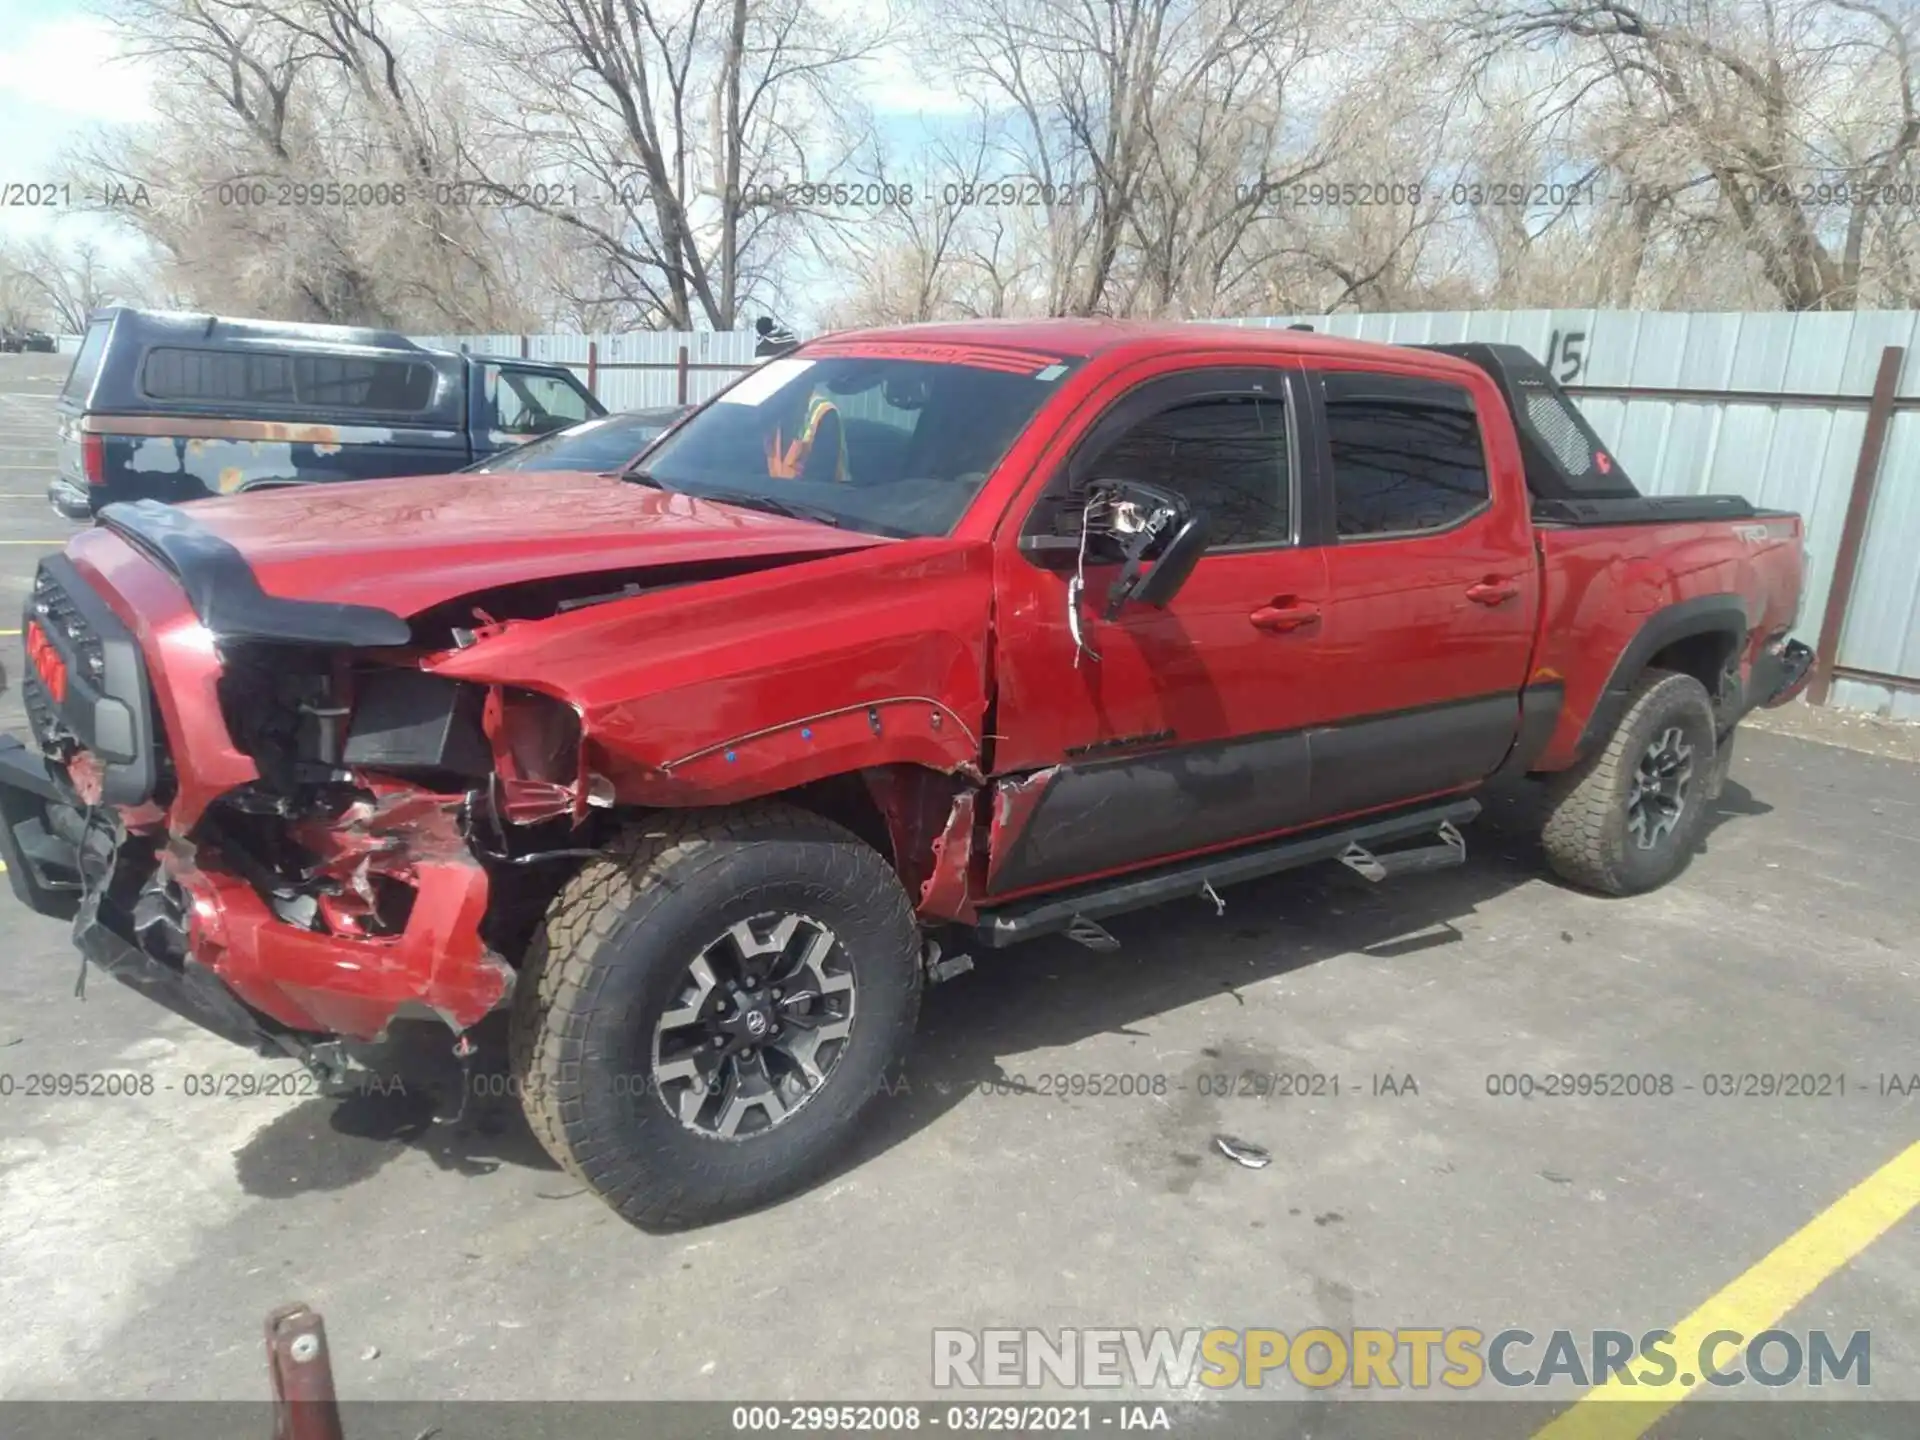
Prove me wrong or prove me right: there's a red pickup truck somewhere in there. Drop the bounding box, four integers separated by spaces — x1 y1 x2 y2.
0 321 1810 1227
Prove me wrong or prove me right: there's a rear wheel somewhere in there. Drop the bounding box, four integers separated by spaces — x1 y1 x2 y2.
1540 669 1717 896
510 804 921 1228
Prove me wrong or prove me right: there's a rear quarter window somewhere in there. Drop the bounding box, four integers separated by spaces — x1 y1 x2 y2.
60 319 111 404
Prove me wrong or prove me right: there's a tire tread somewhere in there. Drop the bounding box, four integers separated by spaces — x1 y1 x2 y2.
508 803 918 1226
1540 668 1716 896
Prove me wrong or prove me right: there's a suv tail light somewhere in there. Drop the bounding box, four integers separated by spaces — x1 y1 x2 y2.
82 432 105 486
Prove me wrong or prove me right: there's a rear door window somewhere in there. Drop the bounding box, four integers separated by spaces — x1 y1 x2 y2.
482 365 598 434
1321 372 1490 538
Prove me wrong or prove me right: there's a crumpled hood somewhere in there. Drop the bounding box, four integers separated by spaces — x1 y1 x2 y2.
168 469 888 617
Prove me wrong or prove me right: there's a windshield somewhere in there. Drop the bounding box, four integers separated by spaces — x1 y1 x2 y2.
630 347 1079 537
467 409 685 474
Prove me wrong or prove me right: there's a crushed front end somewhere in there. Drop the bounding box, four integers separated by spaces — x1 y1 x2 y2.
0 528 542 1066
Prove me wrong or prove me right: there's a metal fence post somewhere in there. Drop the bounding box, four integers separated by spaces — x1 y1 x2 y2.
587 340 599 396
677 345 690 405
1809 345 1906 707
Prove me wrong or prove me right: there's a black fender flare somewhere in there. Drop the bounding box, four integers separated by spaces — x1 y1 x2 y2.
1575 595 1751 758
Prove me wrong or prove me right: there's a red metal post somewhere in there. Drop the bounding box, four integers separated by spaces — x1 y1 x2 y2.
265 1303 346 1440
677 344 690 406
1808 345 1906 706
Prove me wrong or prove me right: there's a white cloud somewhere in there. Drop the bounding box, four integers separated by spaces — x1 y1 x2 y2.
857 46 976 119
0 9 161 244
0 14 156 125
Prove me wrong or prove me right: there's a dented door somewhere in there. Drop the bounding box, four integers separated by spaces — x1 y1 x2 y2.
984 363 1336 897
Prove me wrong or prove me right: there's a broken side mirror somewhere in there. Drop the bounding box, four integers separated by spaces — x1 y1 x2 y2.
1082 479 1211 620
1125 511 1210 612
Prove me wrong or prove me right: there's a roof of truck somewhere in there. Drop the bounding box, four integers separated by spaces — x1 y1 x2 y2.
85 306 439 354
805 317 1489 378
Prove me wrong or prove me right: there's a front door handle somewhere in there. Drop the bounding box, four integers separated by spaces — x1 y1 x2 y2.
1465 578 1521 605
1250 600 1320 632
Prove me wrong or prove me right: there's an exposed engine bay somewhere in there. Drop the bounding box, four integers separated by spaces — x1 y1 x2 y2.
0 484 992 1079
13 553 816 1066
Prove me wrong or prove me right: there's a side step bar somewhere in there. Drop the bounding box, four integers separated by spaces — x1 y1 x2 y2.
971 798 1480 948
1339 819 1465 882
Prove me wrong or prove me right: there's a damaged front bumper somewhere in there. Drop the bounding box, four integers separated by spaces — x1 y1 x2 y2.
0 734 513 1062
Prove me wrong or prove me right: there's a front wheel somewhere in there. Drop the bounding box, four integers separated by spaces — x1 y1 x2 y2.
509 804 922 1228
1540 669 1718 896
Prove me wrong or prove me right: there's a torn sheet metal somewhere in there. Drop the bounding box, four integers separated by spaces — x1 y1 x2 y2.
983 766 1058 895
178 788 514 1039
917 788 982 923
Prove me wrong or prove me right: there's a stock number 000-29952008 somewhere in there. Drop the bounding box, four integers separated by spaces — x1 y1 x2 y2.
732 1406 1115 1432
210 180 587 209
1485 1072 1861 1098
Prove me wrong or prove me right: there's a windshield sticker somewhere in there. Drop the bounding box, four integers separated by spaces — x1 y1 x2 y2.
1033 362 1069 381
718 357 816 405
806 340 1074 376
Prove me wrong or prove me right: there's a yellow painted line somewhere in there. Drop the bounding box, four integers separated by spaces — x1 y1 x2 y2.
0 628 17 636
1535 1138 1920 1439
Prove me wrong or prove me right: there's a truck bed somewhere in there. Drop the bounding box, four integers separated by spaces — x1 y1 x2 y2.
1527 510 1806 773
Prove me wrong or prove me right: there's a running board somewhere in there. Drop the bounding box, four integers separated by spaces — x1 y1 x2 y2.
971 799 1480 948
1338 820 1466 882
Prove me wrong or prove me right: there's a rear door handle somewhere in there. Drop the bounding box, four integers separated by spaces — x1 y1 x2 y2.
1465 579 1520 605
1249 600 1320 632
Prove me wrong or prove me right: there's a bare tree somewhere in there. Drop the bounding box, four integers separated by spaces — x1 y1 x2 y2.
0 241 46 331
816 119 1010 325
458 0 891 330
922 0 1328 316
1464 0 1920 310
16 236 116 334
46 0 1920 328
73 0 549 328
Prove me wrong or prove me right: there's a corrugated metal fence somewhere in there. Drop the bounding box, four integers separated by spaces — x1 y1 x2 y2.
424 311 1919 718
1225 311 1920 720
413 330 763 409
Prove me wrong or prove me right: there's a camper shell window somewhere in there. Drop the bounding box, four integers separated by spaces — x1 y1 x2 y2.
141 347 438 413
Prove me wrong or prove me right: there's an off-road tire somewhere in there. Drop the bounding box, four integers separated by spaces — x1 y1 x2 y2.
1540 668 1718 896
509 803 921 1228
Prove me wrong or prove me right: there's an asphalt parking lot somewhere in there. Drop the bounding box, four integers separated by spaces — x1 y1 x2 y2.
0 351 1916 1434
